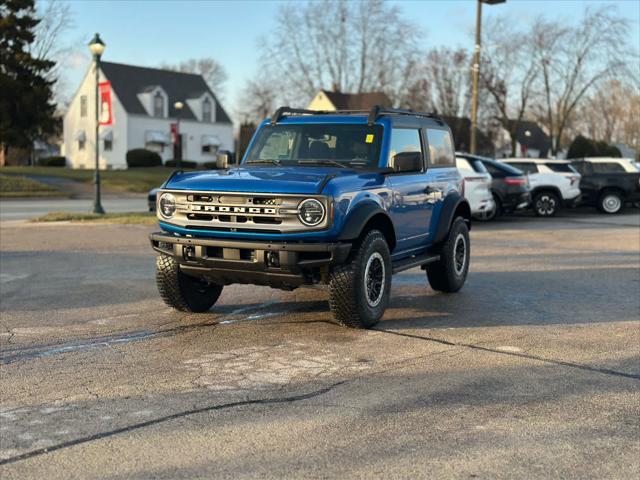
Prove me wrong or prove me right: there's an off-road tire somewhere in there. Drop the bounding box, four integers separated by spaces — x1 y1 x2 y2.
328 230 391 329
426 217 470 293
156 254 223 312
597 190 623 214
533 191 560 217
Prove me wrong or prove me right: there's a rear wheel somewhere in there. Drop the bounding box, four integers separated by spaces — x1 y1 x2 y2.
328 230 391 329
491 194 502 218
598 190 623 214
426 217 470 293
156 254 223 312
533 191 559 217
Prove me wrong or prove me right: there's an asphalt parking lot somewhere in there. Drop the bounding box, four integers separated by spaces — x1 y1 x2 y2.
1 209 639 479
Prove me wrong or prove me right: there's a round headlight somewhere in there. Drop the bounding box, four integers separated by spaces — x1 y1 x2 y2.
159 193 176 218
298 198 325 226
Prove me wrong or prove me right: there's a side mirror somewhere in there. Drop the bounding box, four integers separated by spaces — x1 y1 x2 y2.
216 150 233 169
393 151 423 173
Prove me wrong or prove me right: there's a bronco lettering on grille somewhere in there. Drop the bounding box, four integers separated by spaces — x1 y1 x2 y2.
192 205 277 215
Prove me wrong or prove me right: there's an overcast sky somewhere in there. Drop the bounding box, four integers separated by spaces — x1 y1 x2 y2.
56 0 640 119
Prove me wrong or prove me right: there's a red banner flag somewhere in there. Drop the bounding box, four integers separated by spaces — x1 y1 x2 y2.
99 81 113 126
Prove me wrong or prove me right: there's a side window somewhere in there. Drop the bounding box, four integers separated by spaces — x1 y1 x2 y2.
426 129 454 167
591 162 625 174
388 129 423 173
507 162 538 174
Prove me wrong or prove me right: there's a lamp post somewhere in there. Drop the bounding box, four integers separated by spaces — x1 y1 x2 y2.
174 101 184 169
470 0 505 155
88 33 106 214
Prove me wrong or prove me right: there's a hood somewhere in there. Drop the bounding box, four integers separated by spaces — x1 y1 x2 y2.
164 166 360 194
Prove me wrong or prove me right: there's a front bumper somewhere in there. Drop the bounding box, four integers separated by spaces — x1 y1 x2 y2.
150 231 352 289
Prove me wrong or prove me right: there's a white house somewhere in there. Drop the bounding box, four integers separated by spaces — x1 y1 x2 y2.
62 62 233 169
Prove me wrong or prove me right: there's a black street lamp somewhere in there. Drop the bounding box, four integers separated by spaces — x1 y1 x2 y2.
88 33 106 214
174 101 184 169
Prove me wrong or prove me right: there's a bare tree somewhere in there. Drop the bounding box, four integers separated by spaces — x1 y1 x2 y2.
572 79 640 153
531 7 634 155
236 79 277 124
259 0 421 106
162 58 228 97
413 47 471 117
480 17 539 156
29 0 75 107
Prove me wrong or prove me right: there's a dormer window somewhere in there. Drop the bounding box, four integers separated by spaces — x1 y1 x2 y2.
202 97 212 123
154 92 164 118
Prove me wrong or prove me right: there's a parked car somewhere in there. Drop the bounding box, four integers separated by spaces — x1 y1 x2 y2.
455 155 495 220
148 188 159 212
501 158 581 217
150 106 472 329
568 157 640 214
460 154 530 218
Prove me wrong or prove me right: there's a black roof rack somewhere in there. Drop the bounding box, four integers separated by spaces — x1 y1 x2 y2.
270 106 442 126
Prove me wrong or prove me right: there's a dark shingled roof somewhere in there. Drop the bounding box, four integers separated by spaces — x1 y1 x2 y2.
321 90 392 110
440 116 495 156
505 119 551 157
100 62 231 123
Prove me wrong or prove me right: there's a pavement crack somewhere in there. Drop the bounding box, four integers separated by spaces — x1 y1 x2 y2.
0 380 346 466
374 328 640 381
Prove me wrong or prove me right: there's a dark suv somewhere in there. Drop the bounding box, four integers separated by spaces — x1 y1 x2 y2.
569 158 640 214
457 154 530 218
150 107 472 328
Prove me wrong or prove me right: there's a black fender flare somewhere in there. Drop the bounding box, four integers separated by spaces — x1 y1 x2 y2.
432 193 471 245
338 202 392 242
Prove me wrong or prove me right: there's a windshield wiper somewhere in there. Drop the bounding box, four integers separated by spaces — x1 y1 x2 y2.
298 159 349 169
246 159 281 165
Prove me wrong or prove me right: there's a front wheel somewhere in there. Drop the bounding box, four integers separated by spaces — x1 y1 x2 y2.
598 191 623 214
533 191 559 217
156 254 223 312
426 217 470 293
328 230 392 329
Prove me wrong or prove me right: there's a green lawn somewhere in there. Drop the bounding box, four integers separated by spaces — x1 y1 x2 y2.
0 167 177 193
0 174 67 197
33 211 157 225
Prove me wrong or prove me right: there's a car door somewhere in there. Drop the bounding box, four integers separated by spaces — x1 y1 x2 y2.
424 128 460 242
387 128 432 253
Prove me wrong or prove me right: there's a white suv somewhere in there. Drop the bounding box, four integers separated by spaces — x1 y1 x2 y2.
456 156 495 220
501 159 581 217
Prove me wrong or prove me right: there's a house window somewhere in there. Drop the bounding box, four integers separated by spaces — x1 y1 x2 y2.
202 145 218 155
202 98 212 122
78 140 85 150
80 96 87 117
104 139 113 151
154 92 164 118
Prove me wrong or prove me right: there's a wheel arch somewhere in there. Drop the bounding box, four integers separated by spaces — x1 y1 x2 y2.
432 193 471 245
531 186 562 199
339 203 396 253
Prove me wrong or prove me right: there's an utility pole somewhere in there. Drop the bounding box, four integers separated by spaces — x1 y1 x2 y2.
470 0 505 155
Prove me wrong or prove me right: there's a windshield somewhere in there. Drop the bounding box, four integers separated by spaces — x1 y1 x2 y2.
245 123 383 168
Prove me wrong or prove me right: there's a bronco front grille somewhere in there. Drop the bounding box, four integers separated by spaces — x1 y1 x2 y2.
158 190 329 233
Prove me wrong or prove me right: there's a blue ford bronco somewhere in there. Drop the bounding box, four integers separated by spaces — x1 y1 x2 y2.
150 107 471 328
